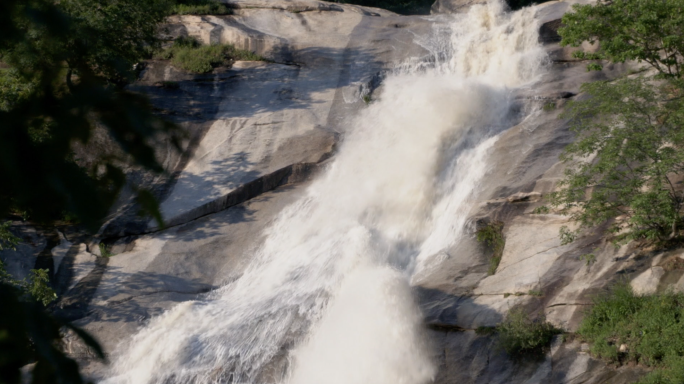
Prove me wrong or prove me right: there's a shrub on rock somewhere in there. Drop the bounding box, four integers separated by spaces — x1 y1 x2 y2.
497 307 560 357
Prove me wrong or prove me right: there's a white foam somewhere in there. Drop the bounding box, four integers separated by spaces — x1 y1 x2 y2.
103 2 546 383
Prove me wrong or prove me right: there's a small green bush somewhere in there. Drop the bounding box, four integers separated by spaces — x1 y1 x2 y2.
498 307 560 357
158 37 264 74
578 283 684 384
0 69 34 112
476 326 497 336
542 101 556 112
170 0 232 15
99 243 113 258
532 205 550 214
548 78 684 246
639 356 684 384
0 221 19 251
174 44 228 73
24 269 57 306
0 259 56 306
227 46 265 61
476 221 505 275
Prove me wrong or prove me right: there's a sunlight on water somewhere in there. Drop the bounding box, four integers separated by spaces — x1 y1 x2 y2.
103 1 546 383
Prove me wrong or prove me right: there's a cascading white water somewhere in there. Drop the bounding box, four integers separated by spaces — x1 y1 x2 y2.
104 2 546 383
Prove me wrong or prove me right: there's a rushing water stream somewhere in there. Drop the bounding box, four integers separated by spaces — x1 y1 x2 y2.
104 2 546 383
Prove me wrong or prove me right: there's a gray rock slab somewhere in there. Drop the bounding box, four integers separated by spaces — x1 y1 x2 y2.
411 0 638 334
106 7 431 234
63 182 308 377
150 61 338 227
67 290 201 381
473 215 577 295
66 245 99 292
60 1 658 382
631 266 666 295
429 330 646 384
51 232 72 274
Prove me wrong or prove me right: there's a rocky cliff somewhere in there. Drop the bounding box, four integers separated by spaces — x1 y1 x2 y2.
1 1 676 383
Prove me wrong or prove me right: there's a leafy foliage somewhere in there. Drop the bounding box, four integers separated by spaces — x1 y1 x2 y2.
578 283 684 383
579 252 597 266
57 0 170 84
476 326 497 336
158 36 265 74
549 78 684 243
0 0 186 382
497 307 560 357
0 221 55 305
0 260 57 306
550 0 684 246
559 0 684 78
0 69 34 112
0 221 19 251
24 269 57 306
0 282 104 384
0 0 181 230
476 221 505 275
542 101 556 112
638 356 684 384
99 242 113 258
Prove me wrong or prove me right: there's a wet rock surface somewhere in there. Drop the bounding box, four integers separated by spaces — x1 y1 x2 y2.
0 1 662 383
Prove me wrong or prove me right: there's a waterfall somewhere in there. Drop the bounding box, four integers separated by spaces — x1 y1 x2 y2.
103 2 546 383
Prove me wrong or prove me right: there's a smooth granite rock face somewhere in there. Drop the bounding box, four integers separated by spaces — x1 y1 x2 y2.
408 1 658 381
47 1 433 379
96 3 432 239
0 1 663 383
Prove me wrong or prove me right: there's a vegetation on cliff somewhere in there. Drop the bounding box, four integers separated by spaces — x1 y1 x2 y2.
578 283 684 384
0 224 55 306
0 0 180 230
559 0 684 78
497 307 560 357
0 0 190 382
476 220 505 275
549 78 684 244
553 0 684 381
158 36 265 73
549 0 684 245
475 306 560 357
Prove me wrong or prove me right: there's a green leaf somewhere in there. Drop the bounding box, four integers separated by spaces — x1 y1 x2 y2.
136 188 165 229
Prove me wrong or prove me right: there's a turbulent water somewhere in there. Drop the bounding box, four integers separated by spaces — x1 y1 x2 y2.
104 2 546 383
